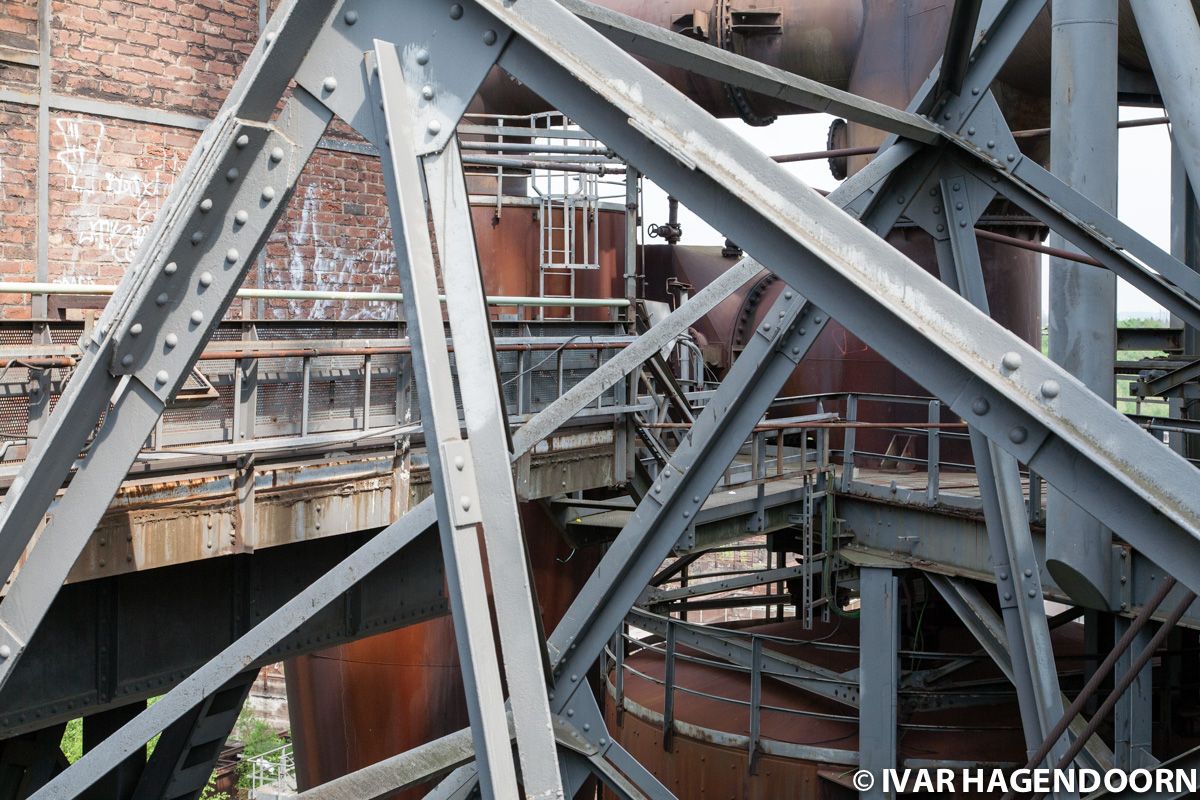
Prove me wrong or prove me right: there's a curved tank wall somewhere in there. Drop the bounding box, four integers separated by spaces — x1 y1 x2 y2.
287 503 604 799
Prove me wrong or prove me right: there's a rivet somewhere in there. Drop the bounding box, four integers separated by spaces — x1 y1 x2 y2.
583 723 591 731
1024 568 1033 577
482 29 497 45
600 737 608 745
1003 592 1012 601
262 186 276 201
897 195 905 204
944 112 951 121
1009 426 1028 444
567 709 574 716
422 85 434 100
190 310 204 325
0 645 11 659
226 248 239 263
156 292 170 306
967 127 976 135
986 140 995 149
933 206 942 214
226 167 239 182
323 76 338 93
959 220 968 227
570 673 578 682
264 31 275 44
682 510 690 519
131 323 143 336
449 3 463 19
427 119 442 135
270 147 284 163
235 209 249 225
762 323 771 331
955 202 963 211
454 455 465 471
166 333 178 348
1001 351 1022 371
121 354 134 367
798 328 806 335
199 198 213 212
155 370 169 385
971 397 990 416
936 224 945 232
344 9 358 24
693 496 700 503
971 87 980 95
1039 380 1060 399
1028 589 1037 598
1006 153 1016 162
163 261 177 275
814 315 824 323
460 495 471 511
416 49 430 65
792 346 800 354
199 271 214 287
236 134 250 148
999 569 1009 580
784 291 793 299
191 230 205 245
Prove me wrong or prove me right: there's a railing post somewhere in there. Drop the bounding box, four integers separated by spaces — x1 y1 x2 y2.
840 393 858 491
662 618 676 751
363 352 372 431
300 355 311 437
614 623 626 726
926 399 941 506
1029 469 1043 525
749 635 763 774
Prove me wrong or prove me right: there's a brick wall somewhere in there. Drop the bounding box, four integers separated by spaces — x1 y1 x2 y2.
0 0 407 321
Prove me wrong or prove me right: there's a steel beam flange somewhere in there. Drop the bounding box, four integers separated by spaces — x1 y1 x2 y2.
110 121 299 400
294 0 512 152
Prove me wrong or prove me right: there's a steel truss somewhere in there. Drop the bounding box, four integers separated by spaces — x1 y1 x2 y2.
6 0 1200 797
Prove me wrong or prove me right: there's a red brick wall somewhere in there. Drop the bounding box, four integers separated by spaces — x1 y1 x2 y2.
0 0 409 322
0 102 37 318
51 0 257 118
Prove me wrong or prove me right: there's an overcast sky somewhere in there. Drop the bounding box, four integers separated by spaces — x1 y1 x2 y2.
640 108 1173 319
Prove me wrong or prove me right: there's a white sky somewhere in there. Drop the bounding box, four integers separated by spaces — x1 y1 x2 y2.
640 108 1173 318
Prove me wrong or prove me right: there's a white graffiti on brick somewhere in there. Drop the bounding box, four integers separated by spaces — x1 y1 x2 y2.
271 181 398 321
55 116 178 276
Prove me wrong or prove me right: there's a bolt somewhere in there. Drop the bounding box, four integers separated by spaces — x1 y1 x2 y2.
131 323 143 336
270 147 284 163
344 9 358 24
235 209 249 225
1001 351 1022 371
226 248 239 263
323 76 338 93
226 167 239 182
199 271 213 287
199 198 213 212
971 397 990 416
155 370 170 385
1039 380 1060 399
460 495 471 511
236 134 250 148
190 310 204 325
427 119 442 135
483 29 497 45
166 333 178 348
449 3 464 19
1009 426 1028 444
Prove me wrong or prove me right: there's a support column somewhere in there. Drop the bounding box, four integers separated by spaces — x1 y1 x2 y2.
1114 617 1156 770
81 703 145 800
1045 0 1119 608
858 567 898 799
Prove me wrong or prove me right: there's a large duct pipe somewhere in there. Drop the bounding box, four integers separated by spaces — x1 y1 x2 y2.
1045 0 1119 610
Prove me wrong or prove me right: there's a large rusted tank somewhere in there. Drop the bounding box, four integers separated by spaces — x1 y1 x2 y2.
287 503 604 799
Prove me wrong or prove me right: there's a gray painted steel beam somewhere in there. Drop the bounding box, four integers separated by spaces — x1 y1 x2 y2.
1132 0 1200 201
858 567 898 799
370 42 519 798
479 0 1200 604
1113 618 1156 770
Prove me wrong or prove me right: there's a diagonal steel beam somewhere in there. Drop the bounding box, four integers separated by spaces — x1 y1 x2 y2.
369 41 520 798
479 0 1200 598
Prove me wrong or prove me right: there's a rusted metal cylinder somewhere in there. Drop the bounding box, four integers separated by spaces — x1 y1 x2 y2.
286 503 602 799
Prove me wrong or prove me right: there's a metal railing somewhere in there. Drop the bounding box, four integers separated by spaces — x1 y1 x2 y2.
246 741 295 799
604 609 1021 771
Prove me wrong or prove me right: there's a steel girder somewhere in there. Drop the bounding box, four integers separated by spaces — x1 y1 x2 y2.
8 0 1200 797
